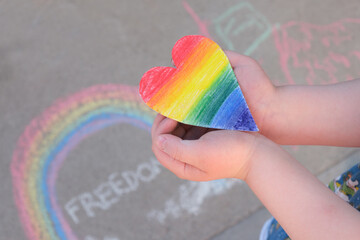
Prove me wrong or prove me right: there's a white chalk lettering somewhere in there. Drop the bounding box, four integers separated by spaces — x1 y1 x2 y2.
108 173 124 196
79 192 106 217
64 197 80 224
121 171 138 193
147 179 242 224
93 182 119 210
64 158 162 224
137 162 158 182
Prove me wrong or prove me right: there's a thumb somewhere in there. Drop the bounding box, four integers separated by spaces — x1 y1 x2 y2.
225 51 273 95
154 134 207 181
156 134 200 165
225 51 276 132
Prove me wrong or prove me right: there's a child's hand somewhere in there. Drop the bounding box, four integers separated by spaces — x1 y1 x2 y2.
151 114 273 181
225 51 277 139
227 52 360 146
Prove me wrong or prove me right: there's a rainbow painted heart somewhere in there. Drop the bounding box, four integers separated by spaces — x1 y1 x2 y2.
139 35 258 131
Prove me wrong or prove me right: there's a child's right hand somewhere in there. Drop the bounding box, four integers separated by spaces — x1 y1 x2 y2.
228 51 360 146
225 51 279 142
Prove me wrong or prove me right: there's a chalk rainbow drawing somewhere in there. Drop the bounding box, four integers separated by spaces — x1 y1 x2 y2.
11 84 156 240
139 35 258 131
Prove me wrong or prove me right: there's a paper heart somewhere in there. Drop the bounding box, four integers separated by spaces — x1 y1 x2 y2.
139 35 258 131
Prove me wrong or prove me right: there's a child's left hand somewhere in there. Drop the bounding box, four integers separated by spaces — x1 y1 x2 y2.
151 114 270 181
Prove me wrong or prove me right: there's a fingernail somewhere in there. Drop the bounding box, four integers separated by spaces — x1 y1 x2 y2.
157 136 166 151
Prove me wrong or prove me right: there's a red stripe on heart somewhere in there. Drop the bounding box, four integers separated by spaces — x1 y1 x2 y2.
139 66 177 103
172 35 205 68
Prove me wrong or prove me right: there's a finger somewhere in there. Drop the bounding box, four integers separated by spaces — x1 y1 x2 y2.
152 144 207 181
154 117 178 137
225 50 259 68
155 133 204 168
225 51 271 92
151 114 166 139
225 50 261 80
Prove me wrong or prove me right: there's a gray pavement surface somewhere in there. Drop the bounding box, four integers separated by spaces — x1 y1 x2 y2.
1 0 360 239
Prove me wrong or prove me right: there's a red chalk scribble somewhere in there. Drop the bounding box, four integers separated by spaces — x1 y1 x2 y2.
273 19 360 85
182 0 212 39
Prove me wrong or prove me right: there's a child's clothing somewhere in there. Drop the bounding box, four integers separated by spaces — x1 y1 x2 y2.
260 163 360 240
